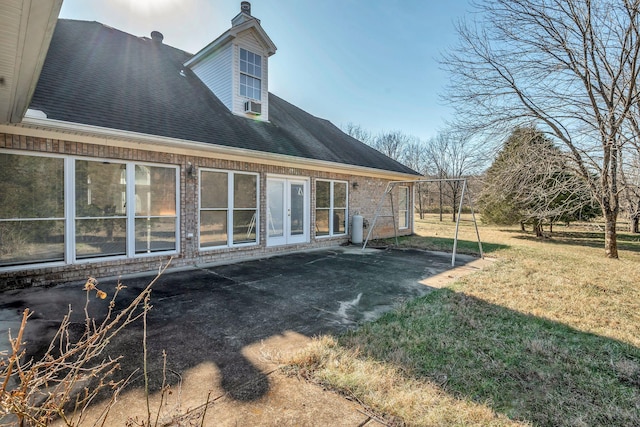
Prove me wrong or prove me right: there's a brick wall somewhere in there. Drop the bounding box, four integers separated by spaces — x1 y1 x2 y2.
0 133 412 289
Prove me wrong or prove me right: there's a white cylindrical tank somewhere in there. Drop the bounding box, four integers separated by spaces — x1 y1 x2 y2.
351 215 364 244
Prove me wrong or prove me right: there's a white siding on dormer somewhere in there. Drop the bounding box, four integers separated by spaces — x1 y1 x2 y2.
233 29 269 121
191 43 233 111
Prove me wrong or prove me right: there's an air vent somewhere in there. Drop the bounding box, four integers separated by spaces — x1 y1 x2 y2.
244 100 261 115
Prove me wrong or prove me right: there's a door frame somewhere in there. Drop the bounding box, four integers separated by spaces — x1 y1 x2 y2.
266 175 310 247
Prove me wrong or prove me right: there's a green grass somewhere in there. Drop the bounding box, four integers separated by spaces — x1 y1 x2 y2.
287 216 640 426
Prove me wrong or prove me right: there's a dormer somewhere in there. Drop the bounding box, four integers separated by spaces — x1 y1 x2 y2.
184 2 276 122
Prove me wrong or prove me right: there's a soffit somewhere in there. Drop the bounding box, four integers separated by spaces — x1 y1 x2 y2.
0 0 62 124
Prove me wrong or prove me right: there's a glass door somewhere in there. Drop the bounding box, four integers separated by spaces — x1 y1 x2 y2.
267 177 309 246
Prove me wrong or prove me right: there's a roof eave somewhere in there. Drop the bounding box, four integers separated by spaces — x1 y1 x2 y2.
0 0 63 124
2 118 420 181
184 18 276 68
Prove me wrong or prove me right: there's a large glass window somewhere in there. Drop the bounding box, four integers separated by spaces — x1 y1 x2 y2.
75 161 127 258
0 153 65 266
0 153 178 269
200 170 258 248
399 186 410 229
239 48 262 100
135 166 177 253
315 180 347 237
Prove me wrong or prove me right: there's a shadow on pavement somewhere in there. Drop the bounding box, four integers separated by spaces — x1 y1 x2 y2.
0 247 476 402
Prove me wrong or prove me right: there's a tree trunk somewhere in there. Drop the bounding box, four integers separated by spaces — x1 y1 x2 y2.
534 220 543 238
520 221 526 231
604 209 619 258
601 142 619 258
632 200 640 233
549 222 553 233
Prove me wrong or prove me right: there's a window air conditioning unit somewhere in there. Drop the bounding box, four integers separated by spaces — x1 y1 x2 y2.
244 100 262 115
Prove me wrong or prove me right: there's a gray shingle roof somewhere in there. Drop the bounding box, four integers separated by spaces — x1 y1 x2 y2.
30 19 418 176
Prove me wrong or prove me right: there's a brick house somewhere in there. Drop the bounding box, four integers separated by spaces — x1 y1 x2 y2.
0 2 419 288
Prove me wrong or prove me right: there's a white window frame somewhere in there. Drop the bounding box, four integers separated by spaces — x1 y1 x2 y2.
73 159 180 263
239 47 262 101
398 185 410 230
199 169 260 250
315 179 348 238
0 151 179 271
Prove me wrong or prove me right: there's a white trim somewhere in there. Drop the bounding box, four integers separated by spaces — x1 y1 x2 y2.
198 168 260 250
0 151 179 271
315 179 349 238
184 18 276 69
1 120 419 181
398 186 410 230
266 175 310 247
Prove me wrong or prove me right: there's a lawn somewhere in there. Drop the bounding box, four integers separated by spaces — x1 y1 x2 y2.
287 215 640 426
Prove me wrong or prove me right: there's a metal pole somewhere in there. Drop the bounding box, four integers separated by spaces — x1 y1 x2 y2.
467 183 484 259
362 183 392 250
452 179 466 266
389 190 398 246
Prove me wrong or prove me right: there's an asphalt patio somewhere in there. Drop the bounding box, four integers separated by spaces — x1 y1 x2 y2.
0 246 489 426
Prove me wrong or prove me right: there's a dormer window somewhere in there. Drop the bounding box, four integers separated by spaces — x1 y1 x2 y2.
239 48 262 100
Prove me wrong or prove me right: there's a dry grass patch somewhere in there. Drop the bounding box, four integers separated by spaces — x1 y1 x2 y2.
287 336 524 427
288 216 640 426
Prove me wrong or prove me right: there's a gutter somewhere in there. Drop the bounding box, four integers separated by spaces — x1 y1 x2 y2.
1 117 421 181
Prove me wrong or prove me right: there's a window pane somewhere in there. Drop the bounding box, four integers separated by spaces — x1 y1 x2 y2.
234 174 257 209
399 187 408 207
290 183 305 236
399 212 408 229
76 161 126 217
333 182 347 208
76 218 126 258
0 220 64 266
267 181 284 238
136 166 176 216
315 209 329 236
135 217 176 253
200 210 227 247
201 171 228 208
316 181 330 208
240 48 247 61
254 78 261 100
333 209 346 234
233 210 256 244
0 153 64 219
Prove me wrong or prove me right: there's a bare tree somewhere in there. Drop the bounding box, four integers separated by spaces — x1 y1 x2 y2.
619 151 640 232
424 130 482 222
403 140 429 218
442 0 640 258
372 130 417 164
342 122 374 146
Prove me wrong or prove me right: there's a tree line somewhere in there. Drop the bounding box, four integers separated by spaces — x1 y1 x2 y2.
345 121 640 249
439 0 640 258
343 123 485 223
349 0 640 259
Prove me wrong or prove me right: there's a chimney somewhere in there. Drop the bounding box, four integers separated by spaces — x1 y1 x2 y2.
240 1 251 16
150 31 164 44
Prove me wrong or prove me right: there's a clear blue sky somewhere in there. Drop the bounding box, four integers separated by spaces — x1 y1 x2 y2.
59 0 471 141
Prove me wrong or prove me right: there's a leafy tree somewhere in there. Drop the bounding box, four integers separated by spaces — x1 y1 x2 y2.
479 128 598 236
